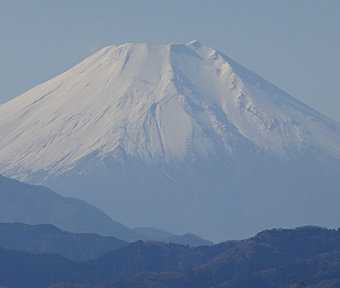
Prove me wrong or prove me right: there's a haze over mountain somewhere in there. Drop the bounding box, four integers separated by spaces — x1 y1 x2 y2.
0 175 141 242
0 175 211 246
0 222 214 262
133 227 213 246
0 41 339 241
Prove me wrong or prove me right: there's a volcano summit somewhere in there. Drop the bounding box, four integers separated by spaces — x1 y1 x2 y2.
0 41 339 241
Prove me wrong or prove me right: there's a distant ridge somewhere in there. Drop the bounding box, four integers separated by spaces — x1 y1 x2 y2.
133 227 214 246
0 175 212 246
165 233 214 246
0 222 128 261
0 175 142 242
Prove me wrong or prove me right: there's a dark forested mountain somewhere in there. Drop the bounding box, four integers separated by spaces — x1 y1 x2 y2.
0 222 128 261
0 226 339 288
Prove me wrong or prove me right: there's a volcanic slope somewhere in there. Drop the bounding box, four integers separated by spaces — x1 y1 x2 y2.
0 41 339 241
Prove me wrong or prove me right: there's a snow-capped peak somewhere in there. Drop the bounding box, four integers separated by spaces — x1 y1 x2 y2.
0 42 340 241
0 41 339 177
187 39 203 47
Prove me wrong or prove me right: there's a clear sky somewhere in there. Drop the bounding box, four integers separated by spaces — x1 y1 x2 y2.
1 0 339 121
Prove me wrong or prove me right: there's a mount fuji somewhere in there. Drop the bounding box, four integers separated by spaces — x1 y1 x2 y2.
0 41 339 241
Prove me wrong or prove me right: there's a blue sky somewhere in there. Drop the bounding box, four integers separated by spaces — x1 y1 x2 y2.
1 0 339 121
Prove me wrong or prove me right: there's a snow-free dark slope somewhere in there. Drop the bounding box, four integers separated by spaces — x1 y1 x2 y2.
0 41 339 241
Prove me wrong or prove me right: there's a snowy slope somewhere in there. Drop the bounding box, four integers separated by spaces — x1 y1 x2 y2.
0 41 339 241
